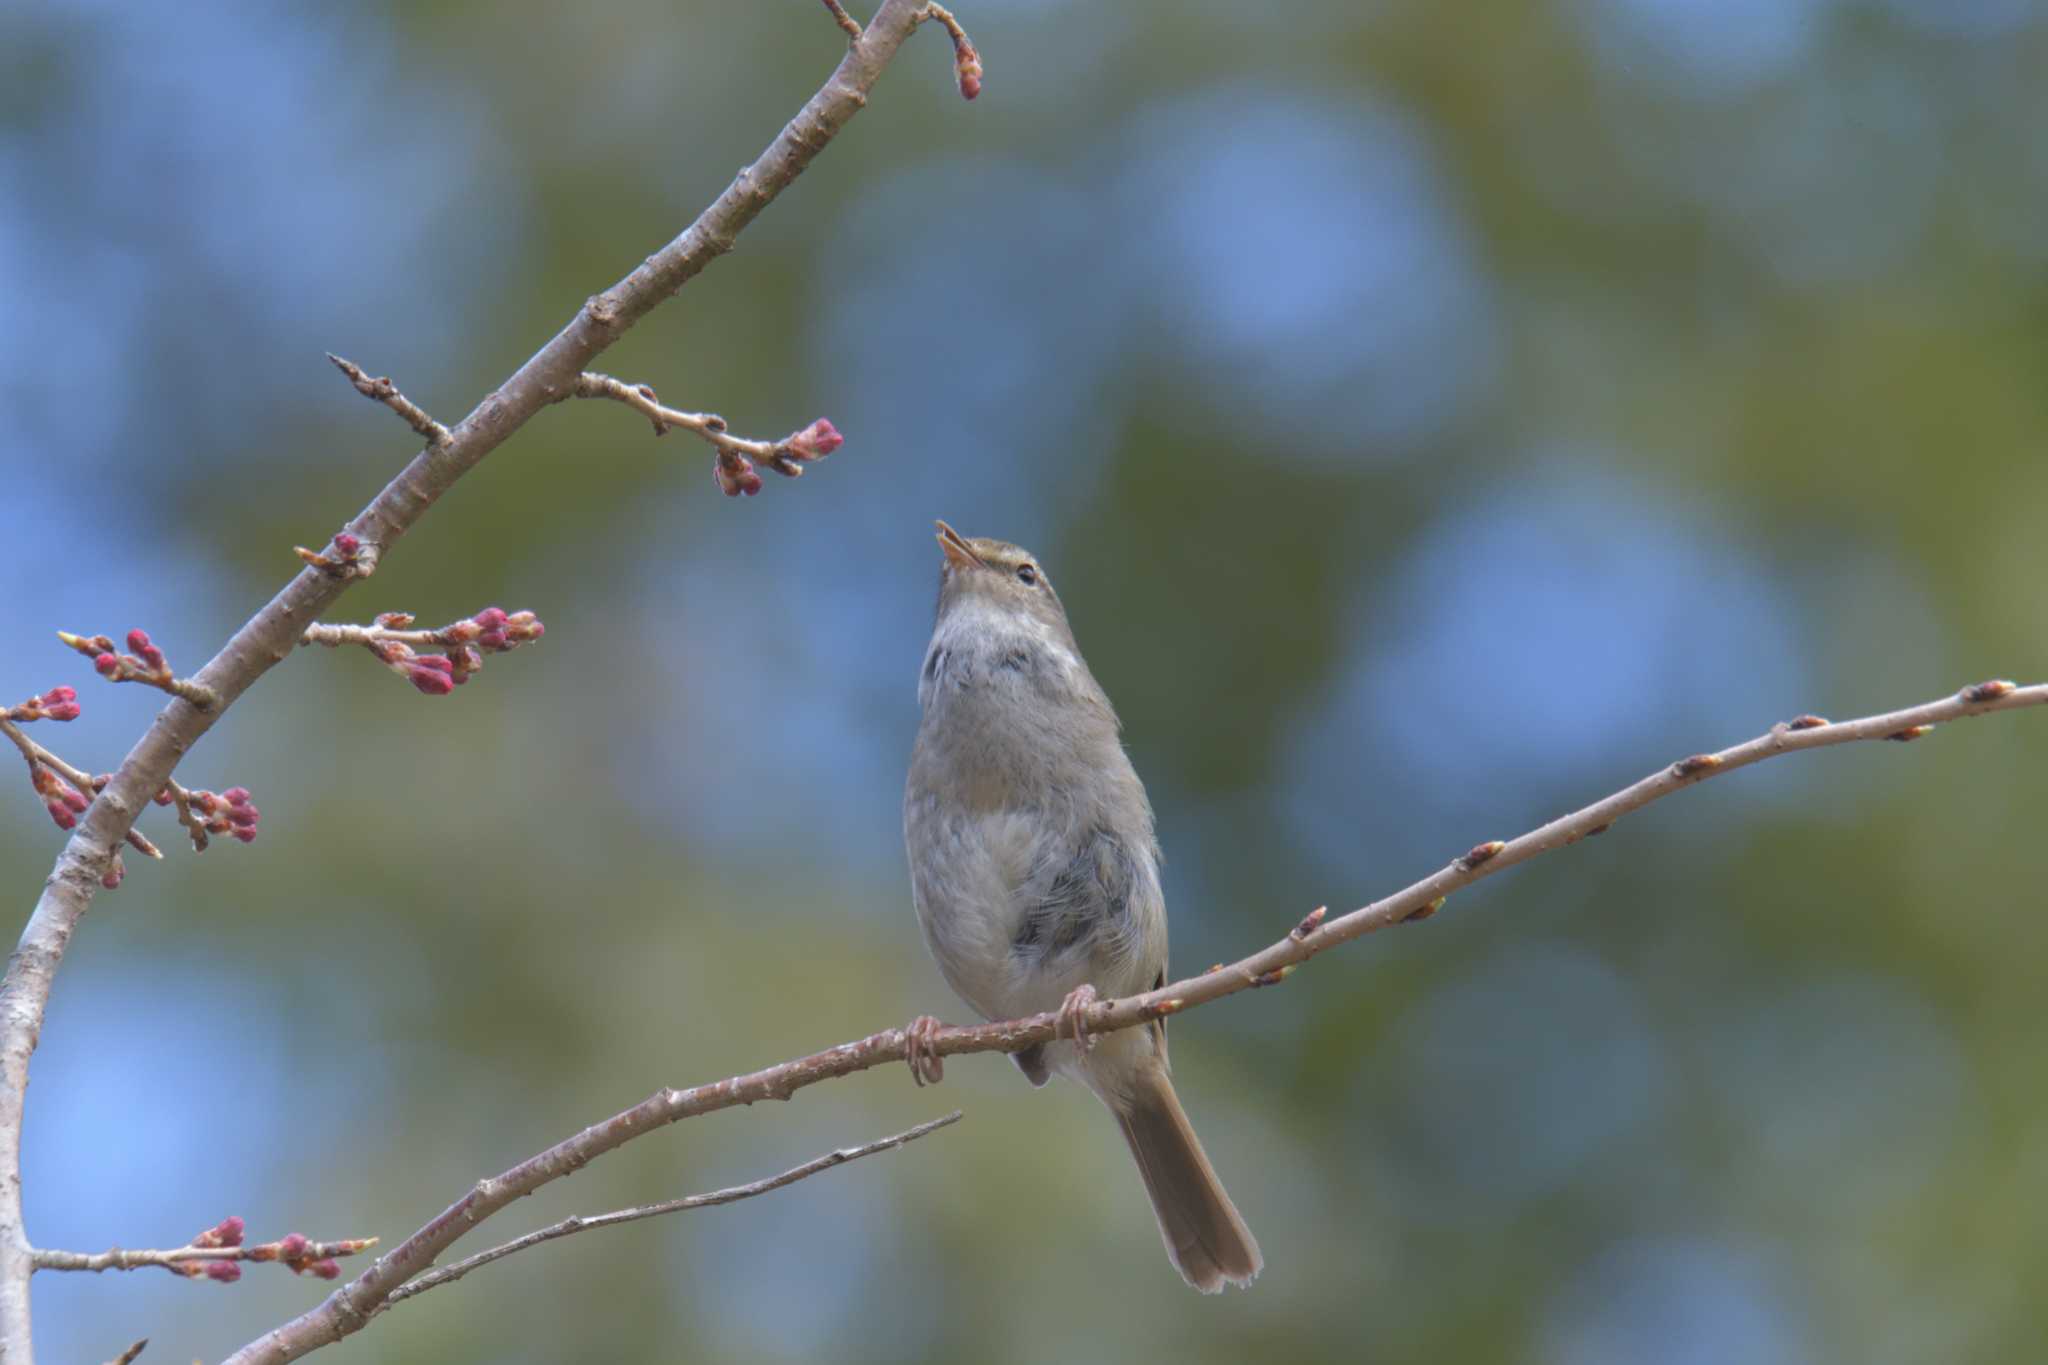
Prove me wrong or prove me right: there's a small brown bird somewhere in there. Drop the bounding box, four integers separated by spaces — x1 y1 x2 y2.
902 521 1261 1292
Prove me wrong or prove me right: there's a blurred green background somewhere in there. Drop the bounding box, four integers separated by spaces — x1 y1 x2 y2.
5 0 2047 1361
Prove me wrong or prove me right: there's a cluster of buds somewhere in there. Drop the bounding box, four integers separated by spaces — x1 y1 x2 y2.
187 1214 247 1282
30 764 90 832
160 783 260 850
712 418 843 497
175 1216 356 1284
295 530 372 578
56 628 214 706
367 608 545 696
5 686 81 724
58 629 169 686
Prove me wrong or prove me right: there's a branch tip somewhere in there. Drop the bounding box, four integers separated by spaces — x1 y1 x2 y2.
572 371 843 500
301 608 546 698
922 3 982 99
327 351 451 448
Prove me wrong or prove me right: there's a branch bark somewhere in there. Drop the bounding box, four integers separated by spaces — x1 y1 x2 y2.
0 3 941 1360
226 676 2040 1365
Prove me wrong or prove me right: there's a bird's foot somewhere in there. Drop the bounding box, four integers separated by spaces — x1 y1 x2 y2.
903 1014 945 1087
1056 983 1100 1053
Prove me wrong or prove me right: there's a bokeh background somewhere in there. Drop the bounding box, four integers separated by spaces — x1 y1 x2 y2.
5 0 2047 1360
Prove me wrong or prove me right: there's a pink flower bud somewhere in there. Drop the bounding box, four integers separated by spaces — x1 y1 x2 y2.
954 41 982 99
231 826 258 844
154 787 174 806
126 629 153 655
139 646 166 672
713 453 762 497
785 418 844 462
228 803 259 828
47 801 76 831
101 860 124 890
61 788 89 813
477 630 510 651
224 787 251 806
279 1233 309 1259
198 1215 246 1247
94 653 119 677
44 701 80 721
334 533 360 556
42 687 76 706
406 664 456 696
309 1259 341 1280
205 1260 242 1283
475 607 509 630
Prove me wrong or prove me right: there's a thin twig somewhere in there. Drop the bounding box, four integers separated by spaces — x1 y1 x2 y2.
381 1112 959 1309
231 677 2041 1365
569 372 843 495
920 3 981 99
34 1236 376 1275
101 1340 147 1365
571 372 781 461
1 717 162 860
326 354 451 449
54 632 218 710
820 0 862 39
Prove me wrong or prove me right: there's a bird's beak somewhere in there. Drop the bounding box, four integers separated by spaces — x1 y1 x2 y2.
935 520 983 571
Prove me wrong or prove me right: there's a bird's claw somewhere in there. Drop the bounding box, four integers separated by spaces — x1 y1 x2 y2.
1056 984 1100 1053
904 1014 945 1087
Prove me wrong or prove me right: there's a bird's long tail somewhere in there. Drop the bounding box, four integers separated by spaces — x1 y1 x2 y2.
1114 1065 1262 1293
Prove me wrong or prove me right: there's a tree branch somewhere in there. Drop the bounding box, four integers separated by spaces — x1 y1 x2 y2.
0 2 949 1359
567 372 843 497
324 353 451 449
223 677 2040 1364
34 1233 375 1280
378 1112 960 1311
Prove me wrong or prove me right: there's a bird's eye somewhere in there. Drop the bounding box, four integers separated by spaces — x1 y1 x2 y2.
1016 564 1038 586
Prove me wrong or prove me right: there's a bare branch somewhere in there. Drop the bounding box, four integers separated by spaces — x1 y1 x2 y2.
0 3 945 1355
380 1112 960 1310
325 353 450 449
820 0 863 40
101 1339 147 1365
222 677 2040 1362
569 372 843 498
